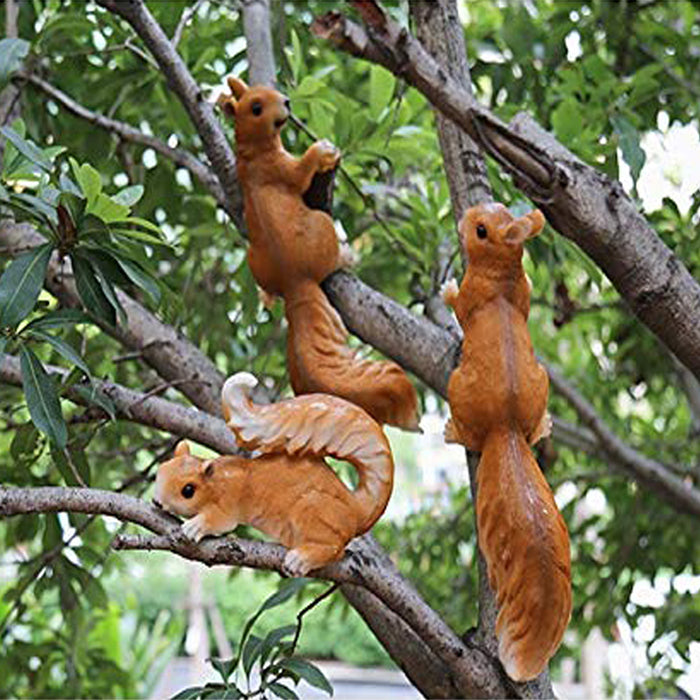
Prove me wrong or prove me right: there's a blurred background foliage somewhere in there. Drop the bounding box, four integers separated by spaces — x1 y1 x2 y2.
1 0 699 697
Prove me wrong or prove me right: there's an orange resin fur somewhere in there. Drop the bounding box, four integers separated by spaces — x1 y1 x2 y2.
218 76 419 430
155 373 394 576
444 203 572 681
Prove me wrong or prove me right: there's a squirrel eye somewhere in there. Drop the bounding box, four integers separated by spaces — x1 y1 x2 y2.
476 223 488 240
251 101 263 116
181 483 196 499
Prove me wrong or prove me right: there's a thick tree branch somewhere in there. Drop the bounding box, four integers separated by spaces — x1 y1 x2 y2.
0 485 512 698
0 221 225 416
17 71 229 215
95 0 243 228
242 0 276 86
0 354 238 454
311 5 700 384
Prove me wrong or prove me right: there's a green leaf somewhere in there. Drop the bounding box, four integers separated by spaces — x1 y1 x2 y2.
110 227 172 248
260 578 310 613
242 634 263 676
0 38 30 88
19 345 67 448
71 383 116 420
0 243 53 328
550 97 583 145
278 659 333 696
76 163 102 205
114 257 161 304
88 193 130 223
0 126 52 172
118 216 164 235
209 657 237 683
71 254 116 326
91 259 127 325
112 184 144 207
26 328 91 378
23 308 93 332
369 64 394 119
268 682 299 700
170 686 204 699
611 114 646 186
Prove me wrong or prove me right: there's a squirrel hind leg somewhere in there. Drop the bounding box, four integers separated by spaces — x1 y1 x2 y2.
282 543 344 577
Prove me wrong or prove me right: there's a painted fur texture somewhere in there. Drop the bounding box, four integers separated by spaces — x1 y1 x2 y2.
444 203 572 681
154 373 394 576
217 76 419 430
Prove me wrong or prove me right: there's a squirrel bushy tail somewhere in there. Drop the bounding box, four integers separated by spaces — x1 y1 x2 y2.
476 426 571 682
222 372 394 530
283 281 420 431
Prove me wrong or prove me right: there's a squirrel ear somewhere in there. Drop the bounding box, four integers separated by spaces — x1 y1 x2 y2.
227 76 248 99
203 462 215 479
217 93 236 119
174 440 191 457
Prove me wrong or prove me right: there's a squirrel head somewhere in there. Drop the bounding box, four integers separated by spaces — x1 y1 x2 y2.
154 440 222 518
460 203 545 268
217 76 290 153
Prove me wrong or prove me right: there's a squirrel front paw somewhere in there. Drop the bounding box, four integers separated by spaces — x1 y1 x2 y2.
282 549 312 577
181 514 208 543
314 139 341 173
441 278 459 307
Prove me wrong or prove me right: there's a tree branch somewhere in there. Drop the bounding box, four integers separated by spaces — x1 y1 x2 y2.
95 0 243 229
0 485 512 698
0 221 225 416
0 354 238 454
310 4 700 384
242 0 276 86
17 71 229 215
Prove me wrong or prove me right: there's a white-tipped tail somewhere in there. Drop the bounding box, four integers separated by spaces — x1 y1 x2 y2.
221 372 394 530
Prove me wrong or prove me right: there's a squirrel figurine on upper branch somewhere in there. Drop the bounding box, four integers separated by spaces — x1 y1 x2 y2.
154 372 394 576
217 76 419 431
443 203 572 682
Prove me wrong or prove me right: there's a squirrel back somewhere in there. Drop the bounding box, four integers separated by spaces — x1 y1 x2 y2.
218 77 420 431
444 203 572 681
222 372 394 531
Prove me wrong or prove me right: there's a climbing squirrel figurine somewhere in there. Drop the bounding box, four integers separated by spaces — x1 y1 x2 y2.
217 76 419 431
154 372 394 576
443 203 572 682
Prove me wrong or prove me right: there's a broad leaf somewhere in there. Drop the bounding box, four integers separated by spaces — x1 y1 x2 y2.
0 126 52 172
0 38 29 88
71 254 116 326
611 114 646 186
19 345 67 448
112 184 144 207
114 257 161 304
23 308 93 332
0 243 53 328
26 328 91 378
268 682 299 700
278 659 333 696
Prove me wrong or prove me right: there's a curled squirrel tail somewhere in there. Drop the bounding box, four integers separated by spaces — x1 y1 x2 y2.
477 427 571 681
222 373 394 530
284 283 420 431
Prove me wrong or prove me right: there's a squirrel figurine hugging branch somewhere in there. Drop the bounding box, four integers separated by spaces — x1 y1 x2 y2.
444 203 572 682
154 372 394 576
217 77 419 431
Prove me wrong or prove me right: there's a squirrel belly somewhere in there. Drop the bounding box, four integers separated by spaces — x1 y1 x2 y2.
476 427 572 681
284 281 420 432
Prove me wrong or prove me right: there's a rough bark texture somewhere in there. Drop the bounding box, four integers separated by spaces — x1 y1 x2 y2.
311 5 700 384
242 0 276 86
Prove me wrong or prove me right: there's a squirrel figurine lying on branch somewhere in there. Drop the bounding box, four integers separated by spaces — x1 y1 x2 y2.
443 203 572 682
154 372 394 576
217 76 419 431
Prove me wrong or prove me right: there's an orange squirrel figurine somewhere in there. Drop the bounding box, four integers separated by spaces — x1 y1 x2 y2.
443 203 571 681
154 372 394 575
217 76 419 431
